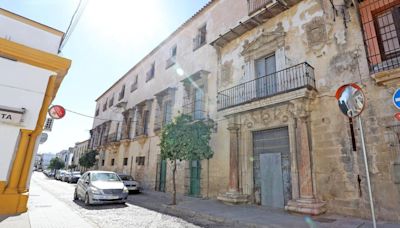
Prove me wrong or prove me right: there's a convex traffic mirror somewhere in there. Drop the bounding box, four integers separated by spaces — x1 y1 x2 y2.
335 83 365 118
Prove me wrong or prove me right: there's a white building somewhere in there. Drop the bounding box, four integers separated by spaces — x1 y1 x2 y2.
40 153 56 170
0 8 71 215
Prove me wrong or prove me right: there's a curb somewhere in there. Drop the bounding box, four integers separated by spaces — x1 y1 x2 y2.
130 199 267 227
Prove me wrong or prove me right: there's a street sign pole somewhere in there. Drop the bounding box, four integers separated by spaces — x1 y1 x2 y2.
358 115 377 228
335 84 376 228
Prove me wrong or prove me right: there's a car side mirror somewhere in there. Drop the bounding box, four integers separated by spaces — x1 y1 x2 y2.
85 180 89 185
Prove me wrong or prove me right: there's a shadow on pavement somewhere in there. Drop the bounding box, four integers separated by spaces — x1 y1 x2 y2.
0 215 10 222
72 199 128 210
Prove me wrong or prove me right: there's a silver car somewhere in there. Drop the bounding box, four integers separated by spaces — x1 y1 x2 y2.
117 174 140 193
74 171 129 205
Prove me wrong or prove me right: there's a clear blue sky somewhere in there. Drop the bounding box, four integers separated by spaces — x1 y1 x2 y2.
0 0 209 153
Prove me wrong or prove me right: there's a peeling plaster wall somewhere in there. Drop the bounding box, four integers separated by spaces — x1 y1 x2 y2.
91 0 400 221
217 0 400 222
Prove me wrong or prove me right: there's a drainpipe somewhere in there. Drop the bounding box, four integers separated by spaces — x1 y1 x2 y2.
17 76 57 192
3 130 32 194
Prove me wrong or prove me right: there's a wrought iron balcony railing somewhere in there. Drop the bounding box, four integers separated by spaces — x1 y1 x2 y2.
107 132 121 143
217 62 315 110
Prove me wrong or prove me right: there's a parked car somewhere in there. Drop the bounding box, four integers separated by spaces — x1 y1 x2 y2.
67 171 81 183
74 171 129 206
62 172 71 182
117 173 140 193
55 170 67 180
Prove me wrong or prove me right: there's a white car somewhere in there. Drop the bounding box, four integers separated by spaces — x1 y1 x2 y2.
117 174 140 193
74 171 129 205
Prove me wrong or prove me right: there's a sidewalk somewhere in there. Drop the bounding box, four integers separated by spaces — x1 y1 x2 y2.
0 178 95 228
127 190 400 228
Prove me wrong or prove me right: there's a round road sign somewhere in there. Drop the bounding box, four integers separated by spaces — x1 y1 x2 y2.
392 88 400 109
39 133 48 144
48 105 66 119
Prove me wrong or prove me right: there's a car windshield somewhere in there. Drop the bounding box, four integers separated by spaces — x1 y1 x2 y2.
119 175 134 181
91 173 121 182
72 172 80 175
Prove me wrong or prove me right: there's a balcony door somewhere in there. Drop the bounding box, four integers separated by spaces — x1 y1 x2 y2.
193 87 204 120
256 55 276 98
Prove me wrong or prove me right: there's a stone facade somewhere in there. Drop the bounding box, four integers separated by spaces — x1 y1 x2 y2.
72 140 89 171
89 0 400 222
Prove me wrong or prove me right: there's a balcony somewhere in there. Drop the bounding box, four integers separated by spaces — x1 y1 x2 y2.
211 0 300 48
135 124 148 137
107 132 121 143
217 62 315 111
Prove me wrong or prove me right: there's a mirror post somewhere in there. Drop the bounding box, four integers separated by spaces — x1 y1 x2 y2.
358 115 377 228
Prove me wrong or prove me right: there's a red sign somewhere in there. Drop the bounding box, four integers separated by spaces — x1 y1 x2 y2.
395 113 400 121
48 105 66 119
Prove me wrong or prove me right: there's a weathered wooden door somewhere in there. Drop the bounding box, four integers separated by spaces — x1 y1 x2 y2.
189 160 201 196
253 127 291 208
159 160 166 192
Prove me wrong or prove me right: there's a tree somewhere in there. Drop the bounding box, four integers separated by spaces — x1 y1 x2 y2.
159 114 213 205
68 164 77 170
79 150 98 171
48 157 65 170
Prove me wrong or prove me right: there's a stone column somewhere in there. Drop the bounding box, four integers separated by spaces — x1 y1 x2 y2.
218 119 248 204
286 114 326 215
297 116 314 198
228 123 239 192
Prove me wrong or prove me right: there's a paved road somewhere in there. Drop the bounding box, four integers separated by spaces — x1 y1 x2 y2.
29 172 198 228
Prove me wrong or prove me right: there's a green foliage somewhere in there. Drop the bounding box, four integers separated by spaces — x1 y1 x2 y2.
48 157 65 170
160 114 214 162
79 150 98 169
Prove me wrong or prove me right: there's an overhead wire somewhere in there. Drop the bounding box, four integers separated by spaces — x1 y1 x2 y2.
59 0 88 52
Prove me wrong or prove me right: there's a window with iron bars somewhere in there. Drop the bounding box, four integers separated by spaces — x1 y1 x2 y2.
131 75 138 92
183 86 206 121
136 156 145 166
193 24 207 51
146 62 155 82
102 99 108 111
118 85 125 101
359 0 400 73
135 108 150 136
109 95 114 107
154 100 173 131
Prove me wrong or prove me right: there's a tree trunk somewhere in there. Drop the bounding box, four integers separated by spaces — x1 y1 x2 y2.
172 159 177 205
207 158 210 199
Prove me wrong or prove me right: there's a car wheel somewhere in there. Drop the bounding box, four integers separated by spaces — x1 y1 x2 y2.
74 189 78 200
84 193 91 206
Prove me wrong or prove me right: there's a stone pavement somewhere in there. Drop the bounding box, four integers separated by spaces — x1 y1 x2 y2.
127 190 400 228
1 172 199 228
0 175 95 228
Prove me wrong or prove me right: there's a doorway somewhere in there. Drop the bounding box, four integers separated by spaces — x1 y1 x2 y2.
253 127 291 208
158 160 167 192
189 160 201 196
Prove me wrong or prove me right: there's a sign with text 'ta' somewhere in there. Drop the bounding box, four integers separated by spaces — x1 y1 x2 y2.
0 105 25 125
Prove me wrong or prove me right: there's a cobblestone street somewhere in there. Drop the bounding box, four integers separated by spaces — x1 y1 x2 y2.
28 172 198 228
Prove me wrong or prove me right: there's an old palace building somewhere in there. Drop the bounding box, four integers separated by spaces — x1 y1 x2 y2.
89 0 400 221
